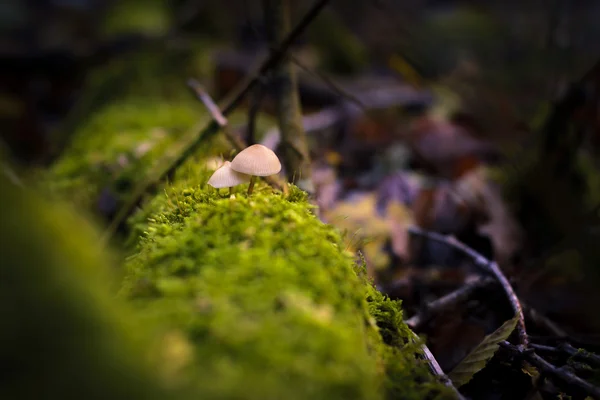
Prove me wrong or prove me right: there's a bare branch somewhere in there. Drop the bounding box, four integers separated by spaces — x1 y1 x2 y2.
530 343 600 368
188 78 228 126
407 226 528 348
560 343 600 367
287 52 368 111
410 331 467 400
406 277 496 331
1 162 23 187
187 79 245 150
529 335 600 354
501 341 600 399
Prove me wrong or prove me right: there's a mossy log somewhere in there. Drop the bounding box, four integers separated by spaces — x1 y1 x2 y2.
0 175 182 400
122 182 453 399
27 45 453 398
1 170 453 399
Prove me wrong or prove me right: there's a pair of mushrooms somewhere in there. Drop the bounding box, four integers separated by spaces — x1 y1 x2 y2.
208 144 282 195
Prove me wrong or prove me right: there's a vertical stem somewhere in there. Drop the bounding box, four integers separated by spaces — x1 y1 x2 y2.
247 176 257 195
263 0 314 194
229 187 233 196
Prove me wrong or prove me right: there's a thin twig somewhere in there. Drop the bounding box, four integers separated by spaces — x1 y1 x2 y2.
531 343 600 367
187 79 287 194
523 304 568 337
286 52 368 111
529 343 562 355
562 343 600 367
501 341 600 398
102 0 329 241
410 331 467 400
1 162 23 187
529 335 600 354
187 79 245 150
217 0 331 120
188 79 228 126
406 277 496 331
408 226 528 348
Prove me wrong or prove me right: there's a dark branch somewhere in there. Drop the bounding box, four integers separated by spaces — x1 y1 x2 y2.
406 277 495 331
530 343 600 368
286 52 367 111
529 335 600 354
409 332 466 400
407 226 528 347
220 0 331 117
501 341 600 399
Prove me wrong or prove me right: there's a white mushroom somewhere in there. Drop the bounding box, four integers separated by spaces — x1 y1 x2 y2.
230 144 282 195
207 161 251 195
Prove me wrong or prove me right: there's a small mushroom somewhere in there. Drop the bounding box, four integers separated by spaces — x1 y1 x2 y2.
207 161 251 196
230 144 282 195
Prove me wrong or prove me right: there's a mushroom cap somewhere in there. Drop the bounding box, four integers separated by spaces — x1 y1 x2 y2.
207 161 251 188
230 144 282 176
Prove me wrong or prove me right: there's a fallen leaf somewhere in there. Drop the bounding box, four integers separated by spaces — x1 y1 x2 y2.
448 314 519 387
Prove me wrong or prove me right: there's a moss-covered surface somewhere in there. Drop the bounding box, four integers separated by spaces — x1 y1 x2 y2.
1 159 454 399
0 175 184 400
40 32 274 219
43 91 275 221
121 181 454 399
26 30 453 398
46 98 200 211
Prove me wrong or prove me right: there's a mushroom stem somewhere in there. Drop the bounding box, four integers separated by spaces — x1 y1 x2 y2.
247 176 256 195
229 187 233 196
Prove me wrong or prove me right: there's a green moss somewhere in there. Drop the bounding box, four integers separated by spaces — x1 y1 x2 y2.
0 176 183 399
365 285 454 399
39 32 279 222
122 181 453 399
43 98 200 212
43 91 275 220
